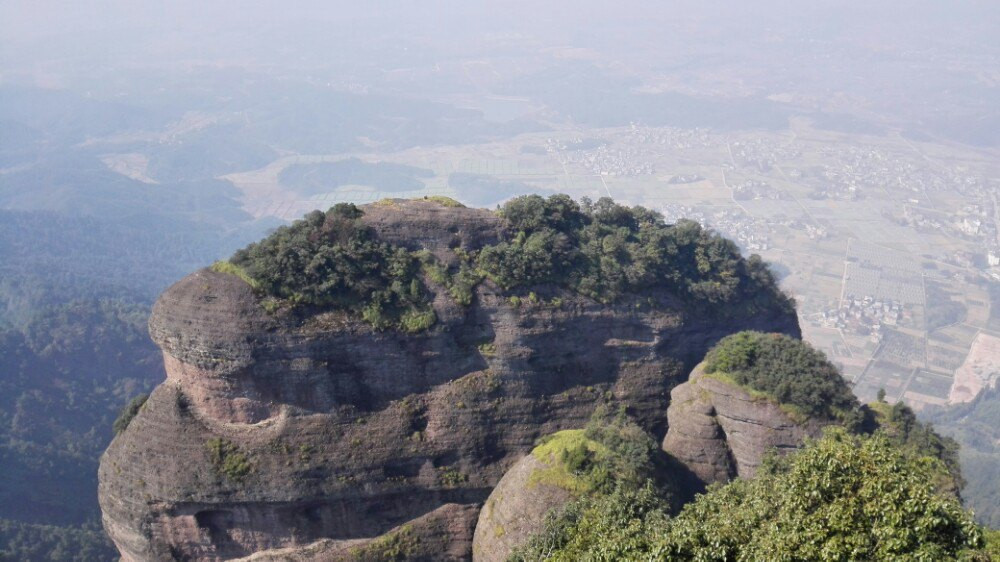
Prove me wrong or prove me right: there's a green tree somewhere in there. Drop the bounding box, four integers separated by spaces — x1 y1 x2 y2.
516 429 986 561
656 428 982 561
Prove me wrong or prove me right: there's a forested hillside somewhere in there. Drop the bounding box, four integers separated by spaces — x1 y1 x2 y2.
925 385 1000 528
0 173 269 560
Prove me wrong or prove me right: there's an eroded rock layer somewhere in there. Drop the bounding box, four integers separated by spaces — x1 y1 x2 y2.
99 200 800 561
661 365 827 486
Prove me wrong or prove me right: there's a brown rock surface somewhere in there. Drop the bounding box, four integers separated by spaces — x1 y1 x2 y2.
235 503 479 561
472 452 577 562
99 200 800 561
661 365 827 486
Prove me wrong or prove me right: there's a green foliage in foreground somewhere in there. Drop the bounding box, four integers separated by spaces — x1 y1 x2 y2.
111 393 148 435
871 399 964 496
513 428 988 561
704 331 862 424
980 528 1000 560
658 429 983 561
509 485 671 562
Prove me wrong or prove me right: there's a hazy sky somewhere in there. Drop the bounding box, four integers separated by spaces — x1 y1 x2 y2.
5 1 997 59
2 0 996 139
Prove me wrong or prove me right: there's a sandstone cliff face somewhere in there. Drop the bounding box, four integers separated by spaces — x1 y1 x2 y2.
99 200 800 561
661 365 827 486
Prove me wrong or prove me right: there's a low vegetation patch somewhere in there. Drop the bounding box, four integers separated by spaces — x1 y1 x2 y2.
348 524 418 561
530 430 610 494
112 393 148 435
205 438 252 482
209 260 259 289
423 195 464 207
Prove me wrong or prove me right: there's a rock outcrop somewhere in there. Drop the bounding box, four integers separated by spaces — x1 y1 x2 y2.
472 430 599 562
661 365 827 486
99 199 800 561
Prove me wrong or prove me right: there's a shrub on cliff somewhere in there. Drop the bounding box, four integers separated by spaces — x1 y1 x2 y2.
205 438 252 481
703 331 861 424
228 203 434 331
479 195 792 313
112 393 148 435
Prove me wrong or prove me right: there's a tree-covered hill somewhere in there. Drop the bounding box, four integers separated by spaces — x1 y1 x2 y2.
221 194 794 331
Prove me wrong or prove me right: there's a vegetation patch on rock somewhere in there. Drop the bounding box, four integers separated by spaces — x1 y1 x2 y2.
423 195 464 207
478 195 791 312
227 203 434 331
112 393 148 435
215 195 792 332
208 260 259 290
529 430 610 495
205 438 252 482
529 406 673 497
348 524 418 561
703 331 862 425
